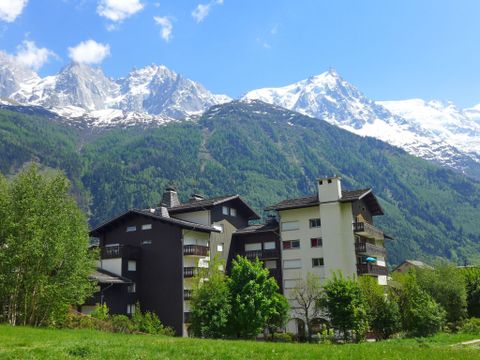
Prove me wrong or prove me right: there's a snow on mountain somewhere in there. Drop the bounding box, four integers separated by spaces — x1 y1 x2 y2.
0 59 230 125
243 70 480 178
112 64 231 118
0 52 40 99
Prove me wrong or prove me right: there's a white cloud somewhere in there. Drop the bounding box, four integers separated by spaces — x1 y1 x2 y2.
153 16 173 42
97 0 143 22
15 40 56 71
0 0 28 22
68 40 110 65
191 0 223 23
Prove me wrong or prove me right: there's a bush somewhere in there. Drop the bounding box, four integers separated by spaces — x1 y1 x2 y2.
110 315 135 333
271 332 294 342
91 303 109 321
461 318 480 335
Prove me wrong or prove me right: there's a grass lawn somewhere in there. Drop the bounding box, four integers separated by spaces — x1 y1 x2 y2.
0 325 479 359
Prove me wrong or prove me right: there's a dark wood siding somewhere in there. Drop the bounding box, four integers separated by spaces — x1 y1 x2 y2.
96 213 184 336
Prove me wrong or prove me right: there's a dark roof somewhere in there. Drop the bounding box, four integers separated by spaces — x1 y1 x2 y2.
168 194 261 219
89 268 132 284
234 220 279 235
265 188 384 215
90 209 220 236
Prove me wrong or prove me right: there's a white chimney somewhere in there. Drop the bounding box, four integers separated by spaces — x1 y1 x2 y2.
318 176 342 202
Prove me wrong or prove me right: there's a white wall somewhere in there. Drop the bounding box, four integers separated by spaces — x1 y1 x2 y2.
100 258 122 276
174 210 211 226
320 201 357 279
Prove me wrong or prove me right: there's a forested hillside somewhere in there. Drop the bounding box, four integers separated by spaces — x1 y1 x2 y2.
1 101 480 266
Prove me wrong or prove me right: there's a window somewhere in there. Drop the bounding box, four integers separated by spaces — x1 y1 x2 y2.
127 283 136 293
265 260 277 269
141 224 152 230
142 240 152 245
217 243 224 252
222 206 236 217
312 258 324 267
128 260 136 271
284 259 302 269
311 238 323 247
284 279 300 289
263 241 276 250
245 243 262 251
127 304 136 315
282 240 300 250
281 221 299 231
126 226 137 232
309 218 321 228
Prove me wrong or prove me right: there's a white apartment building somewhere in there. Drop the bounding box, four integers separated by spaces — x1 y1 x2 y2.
265 176 389 334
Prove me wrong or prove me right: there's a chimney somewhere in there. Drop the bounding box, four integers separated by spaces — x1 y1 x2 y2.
161 186 180 208
159 206 170 218
189 193 205 202
318 176 342 202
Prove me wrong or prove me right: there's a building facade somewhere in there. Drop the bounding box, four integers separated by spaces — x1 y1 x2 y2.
263 176 389 333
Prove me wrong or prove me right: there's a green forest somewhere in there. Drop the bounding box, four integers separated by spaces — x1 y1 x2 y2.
1 101 480 266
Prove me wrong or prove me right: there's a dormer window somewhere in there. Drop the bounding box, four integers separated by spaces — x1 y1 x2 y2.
222 206 236 217
126 226 137 232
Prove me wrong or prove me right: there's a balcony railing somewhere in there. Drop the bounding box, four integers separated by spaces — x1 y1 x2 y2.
183 267 200 278
244 249 279 260
184 289 193 300
357 263 388 276
355 242 386 257
353 222 384 240
184 245 209 257
100 245 141 259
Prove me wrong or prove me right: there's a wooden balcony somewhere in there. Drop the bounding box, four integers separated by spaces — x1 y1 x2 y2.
100 245 141 259
355 242 386 257
357 263 388 276
183 267 200 278
184 289 193 300
353 222 384 240
244 249 279 260
183 244 209 257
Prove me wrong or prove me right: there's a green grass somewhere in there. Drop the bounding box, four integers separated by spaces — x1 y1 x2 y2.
0 326 479 359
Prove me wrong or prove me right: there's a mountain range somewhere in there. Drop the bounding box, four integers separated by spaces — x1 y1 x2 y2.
1 53 479 179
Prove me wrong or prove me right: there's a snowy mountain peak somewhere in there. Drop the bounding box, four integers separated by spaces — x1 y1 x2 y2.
0 61 231 123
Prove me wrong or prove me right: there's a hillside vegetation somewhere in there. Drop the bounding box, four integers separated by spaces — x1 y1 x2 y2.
1 101 480 266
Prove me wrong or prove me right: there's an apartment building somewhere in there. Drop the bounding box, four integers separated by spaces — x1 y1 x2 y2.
264 176 389 333
86 187 259 336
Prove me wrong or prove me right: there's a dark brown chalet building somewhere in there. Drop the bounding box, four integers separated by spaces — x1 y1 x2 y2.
85 187 260 336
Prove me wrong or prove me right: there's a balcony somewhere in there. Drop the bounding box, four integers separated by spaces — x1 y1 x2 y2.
355 242 386 257
184 289 193 300
357 263 388 276
183 267 200 278
353 222 384 240
184 244 209 257
244 249 279 260
100 245 141 259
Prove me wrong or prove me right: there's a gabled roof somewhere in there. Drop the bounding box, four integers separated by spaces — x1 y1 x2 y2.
89 268 132 284
90 209 220 236
265 188 384 215
168 194 261 219
234 220 279 235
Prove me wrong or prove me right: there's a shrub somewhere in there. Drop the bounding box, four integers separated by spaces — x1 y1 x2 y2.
271 332 294 343
110 315 135 333
91 303 109 321
461 318 480 335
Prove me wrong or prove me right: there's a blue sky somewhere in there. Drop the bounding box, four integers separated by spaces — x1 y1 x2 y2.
1 0 480 107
